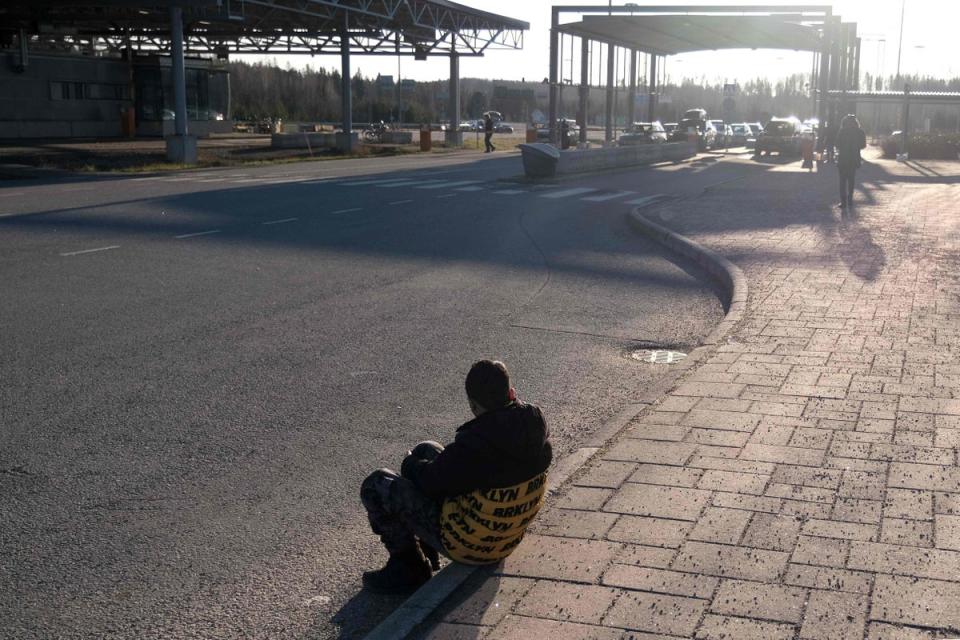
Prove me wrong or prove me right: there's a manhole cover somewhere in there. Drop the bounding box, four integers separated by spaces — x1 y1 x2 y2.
631 349 688 364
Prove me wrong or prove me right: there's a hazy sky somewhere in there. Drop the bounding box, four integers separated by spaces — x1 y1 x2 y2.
236 1 957 84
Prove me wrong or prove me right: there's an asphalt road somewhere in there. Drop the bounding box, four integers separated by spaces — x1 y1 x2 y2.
0 148 748 639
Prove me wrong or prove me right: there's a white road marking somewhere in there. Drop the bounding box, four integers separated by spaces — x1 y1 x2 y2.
331 207 362 214
376 180 439 188
415 180 478 190
435 193 457 198
340 178 412 186
492 189 527 195
388 200 413 205
455 186 485 191
581 190 636 202
624 194 667 206
0 191 24 198
60 245 120 256
262 217 298 225
539 187 597 199
175 229 221 239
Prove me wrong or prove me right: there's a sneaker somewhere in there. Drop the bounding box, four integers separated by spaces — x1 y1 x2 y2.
362 549 432 595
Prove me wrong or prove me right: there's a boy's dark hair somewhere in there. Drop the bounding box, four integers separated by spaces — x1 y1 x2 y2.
465 360 510 410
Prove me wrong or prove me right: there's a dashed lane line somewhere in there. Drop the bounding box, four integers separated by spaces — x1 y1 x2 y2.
581 190 636 202
539 187 597 199
331 207 363 214
262 217 298 225
340 178 413 186
175 229 221 239
0 191 25 198
492 189 527 195
435 193 458 199
455 186 485 192
623 194 668 206
415 180 479 190
60 245 121 257
388 200 413 205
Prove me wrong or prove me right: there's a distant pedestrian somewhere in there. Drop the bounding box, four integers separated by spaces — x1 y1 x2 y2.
824 121 839 163
483 113 495 153
836 114 867 208
359 360 552 594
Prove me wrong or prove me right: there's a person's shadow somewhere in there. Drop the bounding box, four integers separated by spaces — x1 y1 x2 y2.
834 205 886 281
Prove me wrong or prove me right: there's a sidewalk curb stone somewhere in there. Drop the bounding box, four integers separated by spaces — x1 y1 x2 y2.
363 202 748 640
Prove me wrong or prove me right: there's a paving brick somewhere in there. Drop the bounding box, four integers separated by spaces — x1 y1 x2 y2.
555 487 613 510
694 614 796 640
673 382 746 399
889 462 960 492
628 463 703 488
534 508 619 540
740 443 826 466
443 577 535 626
847 541 960 580
884 488 934 520
695 397 754 412
574 461 636 489
748 424 795 446
880 517 934 547
750 401 806 417
495 535 619 582
771 465 842 489
782 499 833 519
686 428 751 447
615 543 676 569
697 469 769 495
681 409 761 432
825 456 889 473
710 578 806 623
832 497 883 524
623 423 690 441
871 574 960 630
711 492 783 514
603 440 696 466
871 443 955 465
865 622 953 640
603 483 710 521
839 470 887 500
605 516 691 548
765 482 835 503
934 513 960 550
801 519 878 541
936 492 960 515
514 581 619 625
741 513 803 551
602 590 707 636
637 410 686 425
601 565 718 599
672 541 789 581
799 590 868 640
492 615 623 640
784 564 873 594
792 535 850 567
688 507 753 545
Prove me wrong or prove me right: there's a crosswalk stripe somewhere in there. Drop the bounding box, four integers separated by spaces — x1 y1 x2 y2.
624 194 668 206
581 190 636 202
539 187 597 199
339 178 412 186
375 179 440 188
415 180 479 190
455 186 485 191
492 189 527 195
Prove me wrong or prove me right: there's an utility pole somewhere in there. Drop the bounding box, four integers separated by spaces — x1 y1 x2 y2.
895 0 905 78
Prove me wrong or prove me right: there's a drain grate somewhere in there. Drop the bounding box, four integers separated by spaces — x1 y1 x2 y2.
631 349 688 364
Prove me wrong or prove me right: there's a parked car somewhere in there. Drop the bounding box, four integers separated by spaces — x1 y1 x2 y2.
494 122 514 134
729 123 752 146
670 117 717 151
619 121 668 145
747 122 763 136
754 117 802 156
535 119 580 146
663 122 678 135
683 108 708 122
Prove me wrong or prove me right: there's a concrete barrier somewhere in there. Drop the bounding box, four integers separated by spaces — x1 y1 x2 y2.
271 132 337 149
551 141 696 176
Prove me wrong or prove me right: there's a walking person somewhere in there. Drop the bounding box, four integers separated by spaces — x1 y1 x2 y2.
836 114 867 208
359 360 552 593
483 113 495 153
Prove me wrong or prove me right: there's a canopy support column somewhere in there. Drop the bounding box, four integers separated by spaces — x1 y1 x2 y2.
548 8 559 144
446 43 462 146
165 5 196 163
647 54 658 121
338 21 353 153
605 43 614 143
627 49 637 126
578 36 589 146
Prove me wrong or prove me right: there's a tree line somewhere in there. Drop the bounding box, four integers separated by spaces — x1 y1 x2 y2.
228 59 960 132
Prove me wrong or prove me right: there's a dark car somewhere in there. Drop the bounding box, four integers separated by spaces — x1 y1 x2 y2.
670 117 716 151
535 119 580 146
663 122 678 135
619 121 668 145
494 122 514 133
748 122 763 137
754 118 801 156
729 123 752 146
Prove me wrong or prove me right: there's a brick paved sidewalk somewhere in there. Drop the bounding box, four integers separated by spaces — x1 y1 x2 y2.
414 153 960 640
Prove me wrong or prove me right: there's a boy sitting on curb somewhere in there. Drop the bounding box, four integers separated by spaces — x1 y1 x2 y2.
360 360 552 593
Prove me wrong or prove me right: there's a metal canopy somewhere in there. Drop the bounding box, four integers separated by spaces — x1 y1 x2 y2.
558 14 823 55
0 0 528 56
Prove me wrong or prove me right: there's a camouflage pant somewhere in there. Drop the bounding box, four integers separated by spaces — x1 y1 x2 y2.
360 441 447 556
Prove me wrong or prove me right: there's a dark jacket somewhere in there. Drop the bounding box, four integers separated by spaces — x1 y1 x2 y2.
836 126 866 173
401 401 552 499
484 117 494 133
